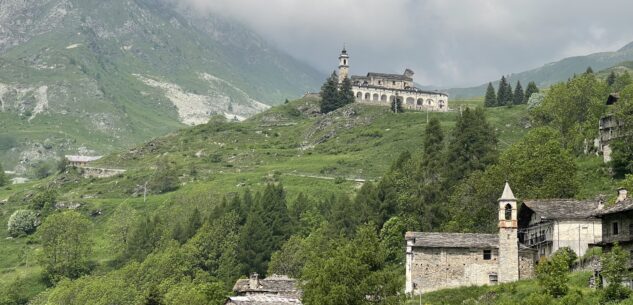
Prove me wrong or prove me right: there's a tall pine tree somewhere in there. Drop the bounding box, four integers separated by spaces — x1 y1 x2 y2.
238 196 273 276
338 77 355 107
505 83 513 106
0 163 7 186
607 71 617 87
484 83 497 107
497 76 509 106
445 108 498 187
320 72 339 114
416 118 447 230
525 81 539 101
513 81 524 105
260 184 291 250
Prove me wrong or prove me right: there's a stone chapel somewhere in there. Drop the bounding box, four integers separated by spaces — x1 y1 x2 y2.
405 183 536 295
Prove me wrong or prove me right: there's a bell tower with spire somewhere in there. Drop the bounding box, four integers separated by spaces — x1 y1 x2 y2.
498 182 519 283
338 47 349 84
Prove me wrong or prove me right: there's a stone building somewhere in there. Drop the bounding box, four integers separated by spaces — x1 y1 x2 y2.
225 273 302 305
405 183 535 295
593 189 633 264
519 198 603 259
65 155 102 167
598 93 625 162
336 48 449 112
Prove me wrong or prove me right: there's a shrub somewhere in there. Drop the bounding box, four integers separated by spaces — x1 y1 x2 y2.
7 210 38 237
536 250 570 297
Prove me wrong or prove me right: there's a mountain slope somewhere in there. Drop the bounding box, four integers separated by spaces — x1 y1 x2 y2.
0 0 323 174
446 42 633 98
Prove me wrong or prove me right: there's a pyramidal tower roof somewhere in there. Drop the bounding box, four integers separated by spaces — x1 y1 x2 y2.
499 182 516 201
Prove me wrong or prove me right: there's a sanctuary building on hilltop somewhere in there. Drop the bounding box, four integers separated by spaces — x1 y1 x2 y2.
336 48 449 112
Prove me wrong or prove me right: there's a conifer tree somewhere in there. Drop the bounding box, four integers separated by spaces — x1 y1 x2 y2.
585 66 594 74
184 208 202 241
484 82 497 107
513 81 524 105
416 118 446 229
238 197 273 276
390 96 404 113
607 71 617 87
497 76 509 106
445 108 498 187
524 81 539 101
320 72 339 114
338 77 355 107
505 83 513 106
260 184 291 249
0 163 7 187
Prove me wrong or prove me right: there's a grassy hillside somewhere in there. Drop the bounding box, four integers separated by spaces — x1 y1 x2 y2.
0 97 617 302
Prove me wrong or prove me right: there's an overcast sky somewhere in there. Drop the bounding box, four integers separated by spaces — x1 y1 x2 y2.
178 0 633 88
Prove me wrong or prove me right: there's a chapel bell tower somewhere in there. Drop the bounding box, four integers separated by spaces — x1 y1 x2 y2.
498 182 519 283
338 47 349 84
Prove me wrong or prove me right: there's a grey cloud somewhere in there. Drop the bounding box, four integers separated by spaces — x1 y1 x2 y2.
174 0 633 88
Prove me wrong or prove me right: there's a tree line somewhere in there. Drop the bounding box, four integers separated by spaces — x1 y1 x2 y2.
485 77 539 107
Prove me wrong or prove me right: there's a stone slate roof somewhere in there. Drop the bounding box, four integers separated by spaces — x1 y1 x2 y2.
366 72 412 81
599 198 633 215
226 295 302 305
522 199 601 219
233 275 300 297
405 232 499 249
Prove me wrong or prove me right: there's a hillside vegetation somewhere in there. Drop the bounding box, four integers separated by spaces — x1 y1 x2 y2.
0 0 323 175
0 70 629 304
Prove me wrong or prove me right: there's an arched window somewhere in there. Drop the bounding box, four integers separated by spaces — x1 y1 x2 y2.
406 97 415 105
356 92 362 99
504 204 512 220
373 93 379 101
380 94 388 101
365 92 371 100
343 59 347 65
417 98 423 106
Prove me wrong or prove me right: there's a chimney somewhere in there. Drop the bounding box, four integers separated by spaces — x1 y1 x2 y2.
249 273 260 289
616 188 628 203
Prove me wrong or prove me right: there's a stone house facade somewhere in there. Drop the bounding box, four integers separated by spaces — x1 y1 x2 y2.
519 199 603 259
336 48 449 112
593 189 633 266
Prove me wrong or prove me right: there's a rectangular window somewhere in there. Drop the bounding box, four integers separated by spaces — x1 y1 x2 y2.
489 273 498 284
613 222 620 235
483 249 492 260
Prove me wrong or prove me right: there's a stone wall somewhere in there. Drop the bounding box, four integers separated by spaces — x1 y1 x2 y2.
519 251 536 279
408 247 499 294
552 219 602 258
80 167 126 178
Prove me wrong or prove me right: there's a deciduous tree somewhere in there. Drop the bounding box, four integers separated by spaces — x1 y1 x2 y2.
39 211 92 283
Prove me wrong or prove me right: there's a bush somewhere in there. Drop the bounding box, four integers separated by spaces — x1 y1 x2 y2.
7 210 38 237
556 247 578 270
536 250 570 297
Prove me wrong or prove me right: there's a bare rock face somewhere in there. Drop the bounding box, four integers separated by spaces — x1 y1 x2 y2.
0 0 321 174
